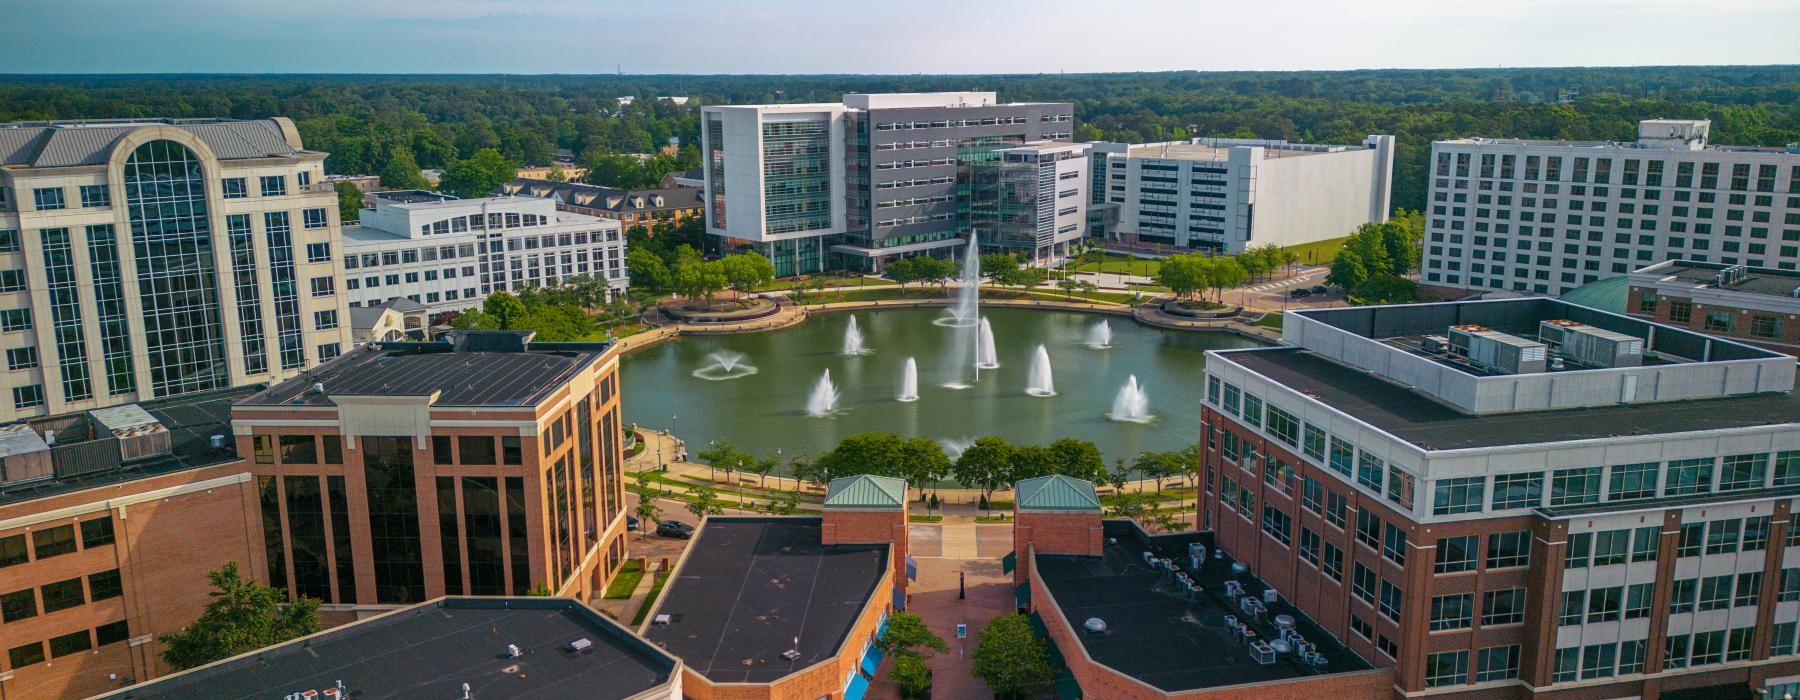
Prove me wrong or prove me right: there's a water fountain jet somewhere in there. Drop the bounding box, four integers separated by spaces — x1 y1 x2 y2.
1025 345 1056 397
691 351 759 380
1109 375 1153 423
1086 319 1114 349
897 357 919 402
806 370 841 417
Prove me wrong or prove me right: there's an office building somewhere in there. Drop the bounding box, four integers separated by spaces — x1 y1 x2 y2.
0 117 353 423
701 92 1076 275
1086 135 1395 255
498 178 705 230
1199 298 1800 698
0 331 631 699
341 190 626 319
96 597 682 700
1629 259 1800 356
967 142 1090 264
1422 119 1800 296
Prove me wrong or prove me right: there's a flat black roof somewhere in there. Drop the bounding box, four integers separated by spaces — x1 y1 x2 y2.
642 517 889 684
1035 522 1368 692
0 387 251 508
102 598 677 700
240 340 609 408
1219 347 1800 451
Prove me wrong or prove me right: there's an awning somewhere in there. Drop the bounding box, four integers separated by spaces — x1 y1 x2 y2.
1015 583 1032 609
906 555 919 581
1054 668 1083 700
844 671 872 700
859 640 885 678
1002 551 1016 574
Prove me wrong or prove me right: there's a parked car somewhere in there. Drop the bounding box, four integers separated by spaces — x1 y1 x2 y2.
627 515 640 531
1309 285 1329 294
1289 288 1311 298
656 520 695 539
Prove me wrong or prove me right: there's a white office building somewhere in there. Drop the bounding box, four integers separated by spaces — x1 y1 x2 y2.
1422 119 1800 296
1086 135 1394 255
341 191 626 317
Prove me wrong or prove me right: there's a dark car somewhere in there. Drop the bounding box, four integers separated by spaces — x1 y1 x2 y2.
1309 285 1329 294
656 520 695 539
1289 288 1311 298
627 515 640 531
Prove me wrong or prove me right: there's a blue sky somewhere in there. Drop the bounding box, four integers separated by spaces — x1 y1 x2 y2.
1 0 1796 74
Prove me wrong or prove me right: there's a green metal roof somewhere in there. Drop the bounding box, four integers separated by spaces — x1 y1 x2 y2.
1015 475 1101 512
823 475 908 509
1559 275 1630 315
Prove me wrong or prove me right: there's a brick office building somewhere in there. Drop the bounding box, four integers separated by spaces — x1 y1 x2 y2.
1200 299 1800 698
1628 259 1800 356
0 330 632 699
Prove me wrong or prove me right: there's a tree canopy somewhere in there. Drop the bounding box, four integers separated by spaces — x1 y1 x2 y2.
970 614 1055 699
161 562 321 671
1156 253 1248 301
1329 210 1425 304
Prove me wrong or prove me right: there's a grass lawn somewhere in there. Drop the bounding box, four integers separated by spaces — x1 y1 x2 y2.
603 560 645 599
1284 236 1351 266
1070 255 1162 277
760 274 895 291
1253 313 1285 330
907 514 944 523
631 571 672 626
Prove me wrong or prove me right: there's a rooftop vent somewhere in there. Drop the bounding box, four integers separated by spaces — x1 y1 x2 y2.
1083 618 1108 634
568 638 593 653
506 644 522 658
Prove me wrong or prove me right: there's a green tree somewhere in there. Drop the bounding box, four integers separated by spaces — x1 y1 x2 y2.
695 440 756 479
997 266 1049 291
1349 274 1423 306
1155 254 1205 299
161 562 321 671
890 652 932 700
970 614 1054 699
1007 444 1054 484
720 252 777 297
627 247 672 294
439 148 518 199
379 146 428 190
449 309 499 331
978 253 1019 287
882 257 922 288
952 436 1014 498
816 432 908 479
896 437 950 491
1046 438 1107 483
878 611 950 656
1199 256 1249 302
334 181 364 223
634 498 662 525
913 256 956 289
1132 451 1187 493
1327 221 1393 291
673 257 727 302
545 163 569 182
685 486 725 520
483 290 527 328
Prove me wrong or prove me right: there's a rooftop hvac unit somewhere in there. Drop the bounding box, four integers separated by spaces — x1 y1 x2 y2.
1447 325 1547 374
1421 335 1449 354
1539 320 1643 368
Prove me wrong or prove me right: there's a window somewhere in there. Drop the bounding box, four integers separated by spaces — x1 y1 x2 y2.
79 184 110 208
1433 477 1484 515
1487 531 1530 568
1630 525 1659 562
1355 510 1380 550
1608 462 1658 500
1720 453 1768 490
222 177 248 198
1691 630 1725 665
1483 588 1527 626
314 309 338 330
1261 505 1292 546
431 435 453 465
1549 467 1602 506
304 208 329 229
1266 405 1298 446
89 569 122 600
1303 425 1326 460
96 620 129 646
1350 615 1371 639
1778 450 1800 486
1664 635 1690 669
306 242 331 263
1382 523 1407 565
1 587 36 622
310 276 335 297
1430 593 1473 631
1592 529 1629 566
8 642 43 668
0 230 15 252
1491 472 1542 509
80 518 113 548
1476 645 1520 682
11 383 42 409
40 577 84 613
1564 532 1591 569
1678 522 1704 557
279 435 317 464
1352 563 1376 604
1376 635 1399 660
1425 650 1468 687
1386 467 1414 510
0 535 24 568
260 175 287 196
1325 491 1347 529
1735 571 1762 607
1666 457 1713 495
1435 535 1478 573
1581 643 1617 680
33 525 74 559
1699 574 1732 611
1705 519 1741 554
458 436 495 464
1328 437 1353 476
501 436 522 465
1302 477 1323 513
1299 527 1320 566
1586 586 1622 623
1744 516 1770 550
33 187 65 210
47 630 90 658
1670 578 1698 613
1243 395 1263 429
1378 579 1403 621
1558 590 1585 626
1322 542 1343 581
1356 451 1383 491
7 346 38 370
0 308 29 332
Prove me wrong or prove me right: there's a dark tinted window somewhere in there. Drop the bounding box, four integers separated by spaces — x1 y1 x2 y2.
322 435 344 464
33 525 75 559
458 436 495 465
40 578 84 613
47 630 91 657
9 642 44 668
285 476 330 601
95 620 129 646
431 436 453 465
89 570 123 600
279 435 317 464
364 436 425 603
501 436 522 465
1 589 37 622
80 518 114 548
0 535 26 568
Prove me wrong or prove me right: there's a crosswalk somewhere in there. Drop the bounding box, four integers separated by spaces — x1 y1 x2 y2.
1243 268 1326 293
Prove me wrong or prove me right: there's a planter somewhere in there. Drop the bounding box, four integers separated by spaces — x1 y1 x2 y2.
1160 299 1241 319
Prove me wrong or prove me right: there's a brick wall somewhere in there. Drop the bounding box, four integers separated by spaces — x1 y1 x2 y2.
1629 286 1800 356
822 508 908 592
675 564 894 700
1012 510 1102 584
1029 560 1397 699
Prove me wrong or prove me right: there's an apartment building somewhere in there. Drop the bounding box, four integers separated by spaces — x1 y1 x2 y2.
498 178 705 230
341 190 626 318
0 118 353 423
1199 298 1800 699
1086 135 1394 255
1628 259 1800 356
1422 119 1800 296
701 92 1075 275
0 331 630 699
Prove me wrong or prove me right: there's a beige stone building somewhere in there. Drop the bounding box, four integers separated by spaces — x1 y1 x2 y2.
0 118 352 422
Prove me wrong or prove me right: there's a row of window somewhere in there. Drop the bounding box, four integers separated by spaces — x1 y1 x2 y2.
1434 151 1798 194
8 620 129 671
0 518 114 569
29 185 111 211
1 569 123 623
1429 587 1529 631
874 116 1040 131
1424 644 1521 687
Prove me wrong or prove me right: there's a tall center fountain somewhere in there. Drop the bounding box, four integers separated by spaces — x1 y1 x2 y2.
937 232 984 387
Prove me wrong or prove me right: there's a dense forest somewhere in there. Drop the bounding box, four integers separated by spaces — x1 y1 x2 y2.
3 66 1799 211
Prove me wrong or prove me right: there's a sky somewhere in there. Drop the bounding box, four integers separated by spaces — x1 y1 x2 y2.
1 0 1797 74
